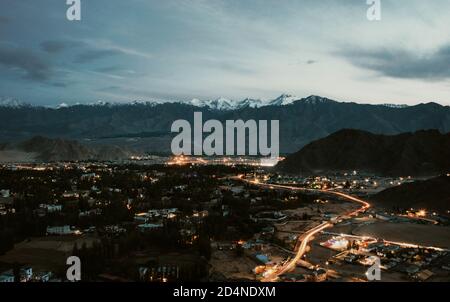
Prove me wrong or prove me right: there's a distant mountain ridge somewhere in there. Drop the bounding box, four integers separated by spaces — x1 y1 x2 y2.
0 136 134 162
0 94 444 111
276 129 450 176
0 94 306 110
0 95 449 154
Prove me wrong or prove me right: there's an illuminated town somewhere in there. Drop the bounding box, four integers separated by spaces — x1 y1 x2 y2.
1 158 449 282
1 0 450 292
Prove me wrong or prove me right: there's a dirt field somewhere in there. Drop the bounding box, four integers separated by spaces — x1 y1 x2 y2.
209 250 258 281
0 236 98 271
353 222 450 248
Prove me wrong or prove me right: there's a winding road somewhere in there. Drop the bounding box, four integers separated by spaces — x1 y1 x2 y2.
232 176 371 282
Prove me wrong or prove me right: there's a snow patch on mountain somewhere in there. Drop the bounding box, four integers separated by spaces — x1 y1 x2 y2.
236 98 264 109
56 102 69 109
186 97 235 110
0 97 31 108
381 103 409 109
267 94 301 106
186 95 301 110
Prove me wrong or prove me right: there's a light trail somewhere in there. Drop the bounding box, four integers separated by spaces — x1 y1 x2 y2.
322 231 449 252
232 176 371 282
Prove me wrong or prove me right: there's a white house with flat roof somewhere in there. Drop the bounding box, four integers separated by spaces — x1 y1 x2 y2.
0 270 14 282
46 225 73 235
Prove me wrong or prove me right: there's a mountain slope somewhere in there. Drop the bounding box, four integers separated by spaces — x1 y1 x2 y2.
0 136 134 162
371 175 450 212
276 129 450 176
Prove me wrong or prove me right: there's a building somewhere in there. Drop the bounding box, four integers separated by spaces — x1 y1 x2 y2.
0 270 14 282
320 237 350 251
415 269 434 281
255 254 270 265
137 223 163 232
0 267 32 282
46 225 73 235
40 204 63 213
0 189 10 198
230 186 244 195
34 271 52 282
104 225 126 234
0 195 14 215
80 173 97 180
0 196 13 208
79 208 102 217
375 213 392 221
19 267 33 282
134 215 149 224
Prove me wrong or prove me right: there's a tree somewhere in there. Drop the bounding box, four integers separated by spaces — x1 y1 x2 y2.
0 229 14 255
197 233 211 260
13 262 20 282
235 244 244 257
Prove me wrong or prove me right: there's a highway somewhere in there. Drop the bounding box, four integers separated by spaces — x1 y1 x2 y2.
232 176 371 282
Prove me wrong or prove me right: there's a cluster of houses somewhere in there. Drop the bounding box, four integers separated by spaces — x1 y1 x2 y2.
0 189 14 215
138 265 180 282
0 266 56 283
326 236 449 281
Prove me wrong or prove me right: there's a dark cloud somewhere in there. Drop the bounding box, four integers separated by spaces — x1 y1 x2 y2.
51 82 67 88
0 45 51 81
40 41 67 53
74 49 123 63
40 40 85 53
96 66 123 73
339 44 450 80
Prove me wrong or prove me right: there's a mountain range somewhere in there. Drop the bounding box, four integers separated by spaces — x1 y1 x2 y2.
276 129 450 176
0 95 449 154
0 94 308 111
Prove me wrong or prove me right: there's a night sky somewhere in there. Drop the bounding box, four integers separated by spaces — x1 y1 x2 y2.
1 0 450 106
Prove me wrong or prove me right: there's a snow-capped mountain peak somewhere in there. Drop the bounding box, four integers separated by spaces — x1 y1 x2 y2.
186 94 304 110
236 98 264 109
301 95 336 105
129 100 161 106
188 98 204 107
381 103 409 109
52 99 163 109
209 97 234 110
56 102 69 109
268 94 301 106
186 97 234 110
0 97 31 108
